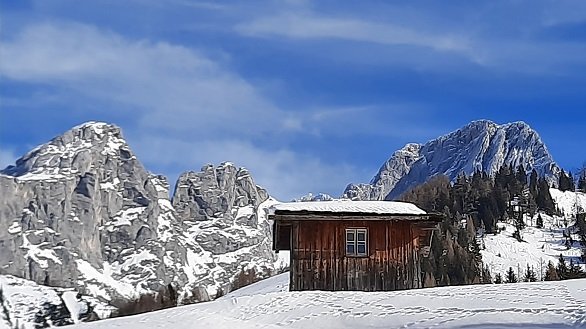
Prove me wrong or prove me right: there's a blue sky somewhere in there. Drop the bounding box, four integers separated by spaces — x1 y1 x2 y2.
1 0 585 200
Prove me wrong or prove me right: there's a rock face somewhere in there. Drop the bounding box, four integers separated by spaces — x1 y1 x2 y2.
295 193 335 202
0 123 188 305
0 122 283 326
172 163 279 297
0 274 104 328
344 143 421 201
344 120 560 200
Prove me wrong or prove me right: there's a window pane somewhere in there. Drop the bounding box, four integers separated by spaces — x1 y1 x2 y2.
357 231 366 242
346 231 355 241
357 244 366 255
346 243 355 254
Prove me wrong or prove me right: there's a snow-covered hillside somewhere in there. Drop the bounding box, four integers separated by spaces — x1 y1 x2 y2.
69 272 586 329
0 275 111 329
481 189 586 278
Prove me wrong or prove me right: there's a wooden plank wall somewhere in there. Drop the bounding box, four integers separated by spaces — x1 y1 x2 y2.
290 220 420 292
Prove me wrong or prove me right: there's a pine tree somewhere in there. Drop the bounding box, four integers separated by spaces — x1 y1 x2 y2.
494 273 503 284
505 266 518 283
529 169 539 196
516 165 527 187
481 265 492 284
567 259 586 279
523 264 537 282
544 261 560 281
0 287 11 328
556 254 569 280
578 170 586 192
558 170 576 192
536 214 544 229
536 178 555 215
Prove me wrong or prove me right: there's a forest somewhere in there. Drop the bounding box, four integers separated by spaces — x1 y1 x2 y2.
400 166 586 286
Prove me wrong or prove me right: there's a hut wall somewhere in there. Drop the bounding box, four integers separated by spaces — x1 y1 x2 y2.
289 220 420 291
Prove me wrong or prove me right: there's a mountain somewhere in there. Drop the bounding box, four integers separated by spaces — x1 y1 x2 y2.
294 192 335 202
344 120 561 200
0 122 284 326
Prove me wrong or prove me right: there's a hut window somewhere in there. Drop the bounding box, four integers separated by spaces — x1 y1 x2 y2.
346 228 368 256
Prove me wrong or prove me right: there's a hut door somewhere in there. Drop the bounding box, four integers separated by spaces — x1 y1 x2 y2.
274 222 292 251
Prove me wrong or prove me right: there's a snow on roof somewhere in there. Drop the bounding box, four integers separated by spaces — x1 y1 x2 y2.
270 200 426 216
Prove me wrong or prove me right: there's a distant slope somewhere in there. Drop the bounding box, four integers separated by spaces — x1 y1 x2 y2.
345 120 560 200
70 272 586 329
480 189 586 278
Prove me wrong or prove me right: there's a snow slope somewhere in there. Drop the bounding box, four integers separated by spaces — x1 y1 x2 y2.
481 189 586 278
69 272 586 329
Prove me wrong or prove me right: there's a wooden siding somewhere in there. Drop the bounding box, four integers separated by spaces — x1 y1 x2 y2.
289 220 421 292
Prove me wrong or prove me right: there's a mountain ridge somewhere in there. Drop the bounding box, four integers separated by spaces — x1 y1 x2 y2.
0 122 285 326
344 119 560 200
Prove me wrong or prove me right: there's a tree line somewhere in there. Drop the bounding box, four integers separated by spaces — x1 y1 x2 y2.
401 164 586 286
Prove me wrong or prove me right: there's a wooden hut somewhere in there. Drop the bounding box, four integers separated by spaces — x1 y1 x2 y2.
270 200 441 292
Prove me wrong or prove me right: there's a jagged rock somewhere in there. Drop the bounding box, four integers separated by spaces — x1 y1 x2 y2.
0 275 105 329
344 143 421 200
0 122 185 303
345 120 560 200
173 162 279 295
295 193 335 202
0 122 284 327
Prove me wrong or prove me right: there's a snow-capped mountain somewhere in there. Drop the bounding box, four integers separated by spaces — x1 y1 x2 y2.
0 122 285 326
294 192 335 202
344 120 561 200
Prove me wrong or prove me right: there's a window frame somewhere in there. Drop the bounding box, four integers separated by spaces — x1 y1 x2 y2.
345 228 368 257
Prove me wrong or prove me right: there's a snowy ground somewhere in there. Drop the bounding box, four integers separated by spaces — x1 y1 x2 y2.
69 272 586 329
481 189 586 278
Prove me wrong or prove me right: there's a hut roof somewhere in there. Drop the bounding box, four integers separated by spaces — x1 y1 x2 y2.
269 200 439 220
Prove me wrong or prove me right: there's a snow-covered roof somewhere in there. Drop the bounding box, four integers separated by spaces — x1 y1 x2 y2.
270 200 427 216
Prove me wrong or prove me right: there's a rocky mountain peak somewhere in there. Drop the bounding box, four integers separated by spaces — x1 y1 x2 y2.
0 122 283 324
1 121 129 180
344 142 422 200
345 120 560 201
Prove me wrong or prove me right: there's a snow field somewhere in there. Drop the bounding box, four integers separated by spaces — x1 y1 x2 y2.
69 272 586 329
481 189 586 279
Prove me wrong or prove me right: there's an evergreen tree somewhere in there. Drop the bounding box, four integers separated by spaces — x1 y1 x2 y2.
536 178 555 215
556 254 569 280
505 266 518 283
567 259 586 279
516 165 527 186
558 170 575 192
536 214 544 229
544 261 560 281
481 265 492 284
494 273 503 284
523 264 537 282
529 169 539 195
578 170 586 192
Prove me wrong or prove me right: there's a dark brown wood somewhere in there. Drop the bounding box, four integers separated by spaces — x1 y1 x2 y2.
273 221 292 251
281 218 434 292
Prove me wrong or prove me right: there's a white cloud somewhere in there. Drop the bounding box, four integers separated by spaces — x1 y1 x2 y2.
0 21 375 200
234 6 586 74
236 13 474 56
0 22 294 138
